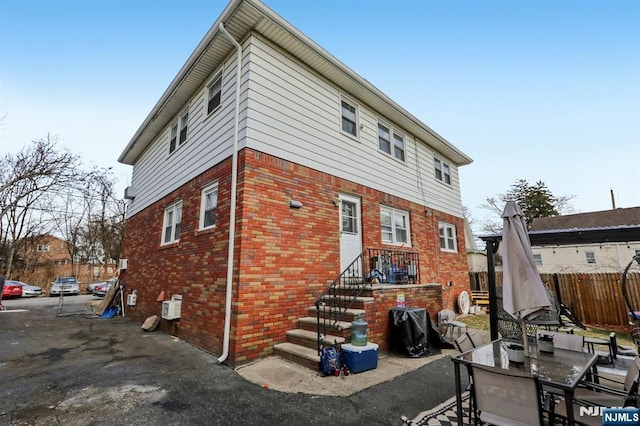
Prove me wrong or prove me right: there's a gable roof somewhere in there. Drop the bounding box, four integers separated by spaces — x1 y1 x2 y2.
118 0 472 167
530 206 640 231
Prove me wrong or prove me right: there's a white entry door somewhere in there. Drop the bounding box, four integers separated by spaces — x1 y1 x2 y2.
339 193 363 273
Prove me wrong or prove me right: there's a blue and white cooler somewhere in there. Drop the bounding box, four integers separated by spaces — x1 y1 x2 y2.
341 342 379 373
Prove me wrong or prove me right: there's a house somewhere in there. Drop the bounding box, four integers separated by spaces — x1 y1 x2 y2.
528 207 640 273
117 0 472 367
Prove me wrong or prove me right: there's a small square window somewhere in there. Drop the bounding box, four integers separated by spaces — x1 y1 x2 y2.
341 98 358 137
207 73 222 114
439 222 457 252
585 251 596 264
162 201 183 245
200 183 218 230
37 244 50 252
533 254 543 267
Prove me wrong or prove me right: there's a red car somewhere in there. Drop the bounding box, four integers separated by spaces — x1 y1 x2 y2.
2 281 23 299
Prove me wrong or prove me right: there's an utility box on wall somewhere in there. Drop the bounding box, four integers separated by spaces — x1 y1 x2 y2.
162 300 181 320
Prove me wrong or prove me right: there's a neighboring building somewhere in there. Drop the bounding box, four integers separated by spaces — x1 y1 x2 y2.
118 0 472 367
528 207 640 273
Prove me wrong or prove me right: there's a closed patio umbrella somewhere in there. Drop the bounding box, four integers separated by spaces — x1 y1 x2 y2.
501 200 551 355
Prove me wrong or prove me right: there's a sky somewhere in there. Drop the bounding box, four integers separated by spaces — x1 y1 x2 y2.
1 0 639 235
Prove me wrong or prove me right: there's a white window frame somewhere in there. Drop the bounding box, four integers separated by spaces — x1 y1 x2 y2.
393 132 405 162
199 182 218 230
439 222 457 252
533 253 543 267
434 158 451 185
378 123 391 155
179 109 189 146
162 201 183 245
207 72 223 115
340 96 359 138
585 251 596 264
169 121 178 154
380 206 411 246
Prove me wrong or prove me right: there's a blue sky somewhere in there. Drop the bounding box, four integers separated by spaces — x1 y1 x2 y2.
1 0 639 232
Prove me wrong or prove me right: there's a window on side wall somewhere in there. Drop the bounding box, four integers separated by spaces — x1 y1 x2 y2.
341 97 358 137
162 201 183 245
533 254 543 267
378 123 391 154
585 251 596 264
37 244 50 252
439 222 457 252
169 121 178 154
380 206 410 245
393 133 405 161
179 110 189 145
199 183 218 230
207 73 222 114
434 158 451 185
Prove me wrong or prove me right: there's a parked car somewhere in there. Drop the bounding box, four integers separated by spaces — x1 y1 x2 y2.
49 277 80 296
86 277 118 295
7 280 43 297
2 281 23 299
94 278 118 297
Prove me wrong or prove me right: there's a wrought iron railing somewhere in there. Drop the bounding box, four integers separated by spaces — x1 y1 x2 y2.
314 248 420 354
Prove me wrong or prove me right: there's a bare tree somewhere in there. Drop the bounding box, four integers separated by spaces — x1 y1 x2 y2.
0 136 82 277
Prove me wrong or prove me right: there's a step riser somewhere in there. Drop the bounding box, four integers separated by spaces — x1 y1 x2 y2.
274 348 320 371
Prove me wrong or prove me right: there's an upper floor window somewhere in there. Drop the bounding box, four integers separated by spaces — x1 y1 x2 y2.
207 73 222 114
179 110 189 145
341 98 358 137
199 183 218 230
533 254 543 267
37 244 50 252
377 122 406 162
439 222 457 252
162 201 183 245
434 158 451 185
169 122 178 153
394 133 405 162
585 251 596 264
380 206 410 245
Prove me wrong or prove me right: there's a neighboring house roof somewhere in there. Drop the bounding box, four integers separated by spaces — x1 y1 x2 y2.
118 0 472 167
530 206 640 232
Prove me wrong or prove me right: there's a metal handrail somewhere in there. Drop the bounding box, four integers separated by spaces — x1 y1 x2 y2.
314 248 420 354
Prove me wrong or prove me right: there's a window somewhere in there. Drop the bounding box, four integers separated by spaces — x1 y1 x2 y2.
585 251 596 264
378 123 391 154
37 244 50 252
341 200 358 233
341 98 358 137
439 222 457 252
533 254 543 267
199 183 218 230
434 158 451 185
393 133 405 161
380 206 410 245
179 110 189 145
162 201 183 244
169 122 178 153
207 73 222 114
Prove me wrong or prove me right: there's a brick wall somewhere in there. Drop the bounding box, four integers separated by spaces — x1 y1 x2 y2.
121 148 469 366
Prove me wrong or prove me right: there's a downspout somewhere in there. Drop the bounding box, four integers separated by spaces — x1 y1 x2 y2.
217 22 242 364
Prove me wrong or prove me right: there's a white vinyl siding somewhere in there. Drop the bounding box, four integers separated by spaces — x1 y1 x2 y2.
380 206 410 246
199 183 218 230
243 36 464 219
162 201 183 245
439 222 457 252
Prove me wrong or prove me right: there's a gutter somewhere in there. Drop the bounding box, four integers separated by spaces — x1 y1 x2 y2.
217 22 242 364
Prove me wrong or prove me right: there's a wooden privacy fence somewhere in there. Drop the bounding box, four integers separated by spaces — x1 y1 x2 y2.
469 271 640 328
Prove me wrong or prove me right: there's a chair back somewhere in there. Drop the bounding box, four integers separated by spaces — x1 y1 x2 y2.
470 364 544 426
537 330 584 352
454 333 475 353
467 329 491 347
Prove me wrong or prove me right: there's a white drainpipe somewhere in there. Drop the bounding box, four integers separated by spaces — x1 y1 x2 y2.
217 22 241 364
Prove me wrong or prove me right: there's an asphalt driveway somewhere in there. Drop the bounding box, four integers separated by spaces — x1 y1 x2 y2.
0 296 459 425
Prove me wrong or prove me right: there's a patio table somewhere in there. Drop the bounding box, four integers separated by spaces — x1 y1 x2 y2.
451 338 598 426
